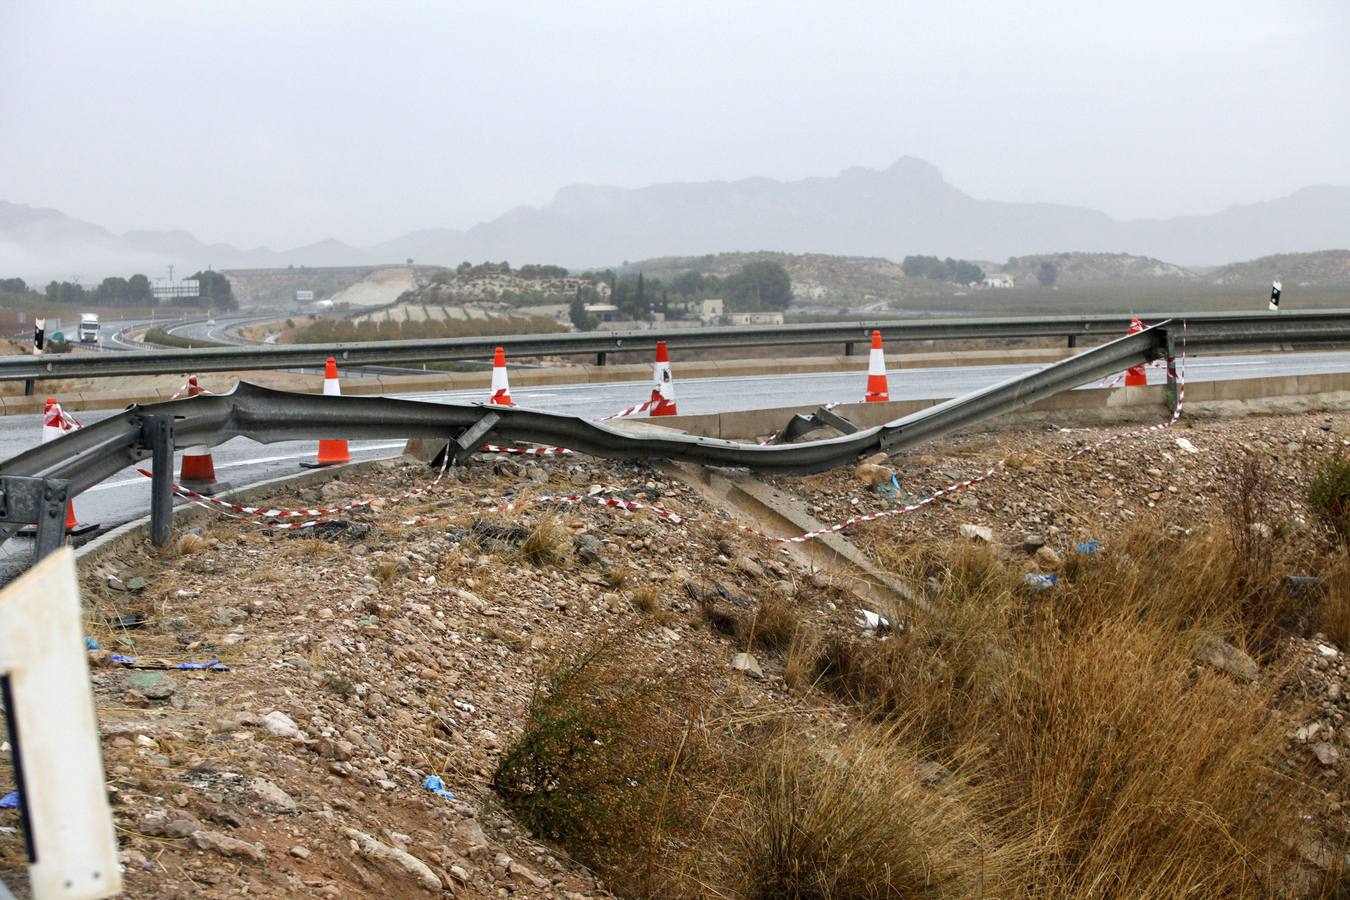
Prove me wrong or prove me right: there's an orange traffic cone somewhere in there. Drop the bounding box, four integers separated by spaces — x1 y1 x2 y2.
178 376 229 494
1124 318 1148 387
864 330 890 402
489 347 514 406
21 398 98 536
649 341 677 416
301 358 351 468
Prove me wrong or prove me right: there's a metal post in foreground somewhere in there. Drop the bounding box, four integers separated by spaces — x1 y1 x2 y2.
140 414 175 548
32 480 70 565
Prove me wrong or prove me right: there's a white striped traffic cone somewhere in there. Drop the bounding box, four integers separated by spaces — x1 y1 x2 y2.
864 330 890 402
489 347 514 406
649 341 677 416
1124 318 1147 387
178 376 229 494
23 398 98 536
301 358 351 468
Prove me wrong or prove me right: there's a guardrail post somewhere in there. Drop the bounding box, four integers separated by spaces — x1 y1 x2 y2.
844 342 855 357
22 379 34 396
1067 335 1078 349
140 415 175 548
33 479 71 564
595 351 607 366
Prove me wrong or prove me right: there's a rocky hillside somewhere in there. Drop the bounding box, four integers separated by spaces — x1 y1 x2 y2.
26 403 1350 897
1001 251 1196 284
1208 249 1350 286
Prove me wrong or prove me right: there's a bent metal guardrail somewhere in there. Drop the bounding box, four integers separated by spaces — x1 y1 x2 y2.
2 314 1349 564
3 309 1349 383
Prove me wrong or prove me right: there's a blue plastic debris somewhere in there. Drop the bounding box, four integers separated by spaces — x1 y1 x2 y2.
110 654 230 671
1023 573 1058 592
0 792 18 809
422 775 455 799
1075 538 1099 555
84 636 100 650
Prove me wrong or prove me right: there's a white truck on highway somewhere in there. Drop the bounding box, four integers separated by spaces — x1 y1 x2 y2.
78 313 100 344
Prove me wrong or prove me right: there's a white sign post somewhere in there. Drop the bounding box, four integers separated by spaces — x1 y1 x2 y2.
0 547 122 899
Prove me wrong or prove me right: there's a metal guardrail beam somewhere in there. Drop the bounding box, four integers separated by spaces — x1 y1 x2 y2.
0 314 1348 557
3 309 1348 382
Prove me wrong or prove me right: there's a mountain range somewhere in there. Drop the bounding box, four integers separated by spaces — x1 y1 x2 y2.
3 157 1348 281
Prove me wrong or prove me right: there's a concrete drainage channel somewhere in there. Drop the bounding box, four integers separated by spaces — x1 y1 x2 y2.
667 461 916 611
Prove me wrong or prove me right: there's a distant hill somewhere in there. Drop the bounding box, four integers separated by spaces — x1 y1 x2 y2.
1207 249 1350 286
368 158 1350 268
0 200 379 282
1002 252 1196 284
4 157 1349 280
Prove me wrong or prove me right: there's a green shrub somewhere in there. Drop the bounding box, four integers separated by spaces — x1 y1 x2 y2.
1309 453 1350 544
493 641 701 887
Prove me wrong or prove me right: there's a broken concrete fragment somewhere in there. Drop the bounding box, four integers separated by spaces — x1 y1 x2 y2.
345 828 441 892
191 830 266 862
730 652 763 679
1193 634 1258 682
958 523 994 542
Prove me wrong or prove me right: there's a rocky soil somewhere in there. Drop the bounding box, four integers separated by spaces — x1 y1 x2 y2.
5 407 1350 896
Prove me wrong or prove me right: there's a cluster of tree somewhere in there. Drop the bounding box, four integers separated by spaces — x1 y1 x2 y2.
447 261 578 280
5 270 237 310
1036 261 1058 286
902 255 985 285
568 260 793 331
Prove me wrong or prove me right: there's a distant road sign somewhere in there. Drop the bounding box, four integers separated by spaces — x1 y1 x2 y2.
153 278 201 299
295 290 315 302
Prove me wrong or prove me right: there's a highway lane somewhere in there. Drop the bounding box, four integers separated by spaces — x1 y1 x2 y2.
2 348 1349 572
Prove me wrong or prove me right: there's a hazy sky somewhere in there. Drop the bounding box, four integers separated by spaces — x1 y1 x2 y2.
3 0 1347 249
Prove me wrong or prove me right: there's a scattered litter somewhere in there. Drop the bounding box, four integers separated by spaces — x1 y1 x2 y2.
452 699 476 715
84 635 100 650
106 613 147 629
110 654 230 671
175 589 200 598
1076 538 1099 555
421 775 455 799
854 609 893 634
0 792 17 809
1023 573 1058 592
1175 437 1199 454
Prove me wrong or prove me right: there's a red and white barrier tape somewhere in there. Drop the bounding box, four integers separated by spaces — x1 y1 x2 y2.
481 444 573 456
133 429 459 525
596 397 659 422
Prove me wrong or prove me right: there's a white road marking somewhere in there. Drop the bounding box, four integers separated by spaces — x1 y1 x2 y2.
85 441 408 492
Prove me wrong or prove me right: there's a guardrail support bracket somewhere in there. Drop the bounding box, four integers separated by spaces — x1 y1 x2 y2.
0 475 73 565
452 411 500 464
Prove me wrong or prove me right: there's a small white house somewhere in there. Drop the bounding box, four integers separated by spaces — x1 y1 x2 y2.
726 311 785 326
983 273 1015 289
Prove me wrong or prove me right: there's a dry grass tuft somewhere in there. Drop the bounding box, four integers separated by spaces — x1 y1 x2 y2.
731 725 1015 899
371 559 401 587
745 597 801 654
519 516 573 567
176 532 206 555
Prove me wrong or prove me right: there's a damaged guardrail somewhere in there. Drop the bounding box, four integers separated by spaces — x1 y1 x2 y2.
1 315 1348 565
